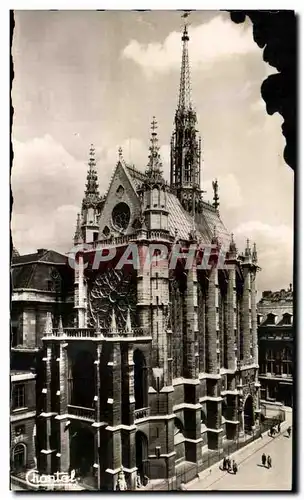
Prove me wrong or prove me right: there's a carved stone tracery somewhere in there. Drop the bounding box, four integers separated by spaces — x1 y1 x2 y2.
88 269 137 329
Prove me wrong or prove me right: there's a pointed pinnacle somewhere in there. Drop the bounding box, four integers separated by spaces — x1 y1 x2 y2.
110 308 117 332
118 146 123 161
45 312 53 335
58 316 64 334
125 308 132 333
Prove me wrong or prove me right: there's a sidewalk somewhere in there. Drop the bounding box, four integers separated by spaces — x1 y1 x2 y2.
187 419 291 490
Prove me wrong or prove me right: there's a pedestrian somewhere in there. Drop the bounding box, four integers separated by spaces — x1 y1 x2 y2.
262 453 266 467
287 426 291 437
267 455 272 469
278 422 281 433
227 457 231 472
232 460 238 475
222 457 227 471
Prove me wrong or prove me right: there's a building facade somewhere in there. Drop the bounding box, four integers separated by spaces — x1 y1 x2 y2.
35 23 261 491
10 371 36 476
10 248 74 487
257 286 293 407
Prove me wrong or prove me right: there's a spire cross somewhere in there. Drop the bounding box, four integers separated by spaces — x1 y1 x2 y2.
118 146 123 161
181 11 190 26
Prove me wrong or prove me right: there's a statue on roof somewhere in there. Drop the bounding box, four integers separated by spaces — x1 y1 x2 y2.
212 180 220 211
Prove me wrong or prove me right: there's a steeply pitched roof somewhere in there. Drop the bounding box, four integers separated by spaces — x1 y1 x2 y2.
126 165 230 246
11 249 74 292
12 249 67 266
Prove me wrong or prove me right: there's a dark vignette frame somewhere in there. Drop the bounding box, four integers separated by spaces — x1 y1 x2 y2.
9 8 297 493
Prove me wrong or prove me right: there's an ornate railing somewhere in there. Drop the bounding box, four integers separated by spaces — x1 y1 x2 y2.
88 234 136 249
49 328 101 338
80 230 175 251
134 407 150 420
110 327 150 338
44 327 150 339
67 405 96 421
147 230 173 241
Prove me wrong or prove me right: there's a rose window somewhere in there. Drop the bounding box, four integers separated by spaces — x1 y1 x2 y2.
112 202 131 231
88 269 137 329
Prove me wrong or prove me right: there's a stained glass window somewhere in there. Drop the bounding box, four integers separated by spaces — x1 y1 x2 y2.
112 203 131 231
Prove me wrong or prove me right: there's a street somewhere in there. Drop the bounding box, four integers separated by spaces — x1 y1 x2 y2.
188 410 293 491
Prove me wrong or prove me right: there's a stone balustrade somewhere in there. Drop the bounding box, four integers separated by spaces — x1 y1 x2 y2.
134 407 150 420
67 405 96 421
44 327 150 339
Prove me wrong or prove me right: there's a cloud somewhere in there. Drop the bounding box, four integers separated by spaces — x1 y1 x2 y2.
11 135 87 213
232 220 293 292
11 205 79 255
122 15 259 74
11 134 154 254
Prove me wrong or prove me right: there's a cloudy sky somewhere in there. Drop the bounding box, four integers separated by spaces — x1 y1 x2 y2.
11 10 294 293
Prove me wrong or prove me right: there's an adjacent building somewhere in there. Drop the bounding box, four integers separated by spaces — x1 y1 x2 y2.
35 22 261 491
10 370 36 476
257 286 293 407
10 248 74 487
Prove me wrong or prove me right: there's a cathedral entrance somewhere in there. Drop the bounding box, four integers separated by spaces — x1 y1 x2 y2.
243 395 254 433
135 431 148 479
134 350 148 410
71 350 95 408
70 426 95 482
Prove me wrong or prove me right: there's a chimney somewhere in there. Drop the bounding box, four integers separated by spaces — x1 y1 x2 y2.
37 248 47 256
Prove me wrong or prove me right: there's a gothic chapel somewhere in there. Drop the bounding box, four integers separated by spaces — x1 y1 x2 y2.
36 22 261 490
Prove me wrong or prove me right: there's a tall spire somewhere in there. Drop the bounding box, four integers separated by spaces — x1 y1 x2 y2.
170 12 202 214
78 143 104 244
145 117 164 183
84 144 100 202
178 12 192 111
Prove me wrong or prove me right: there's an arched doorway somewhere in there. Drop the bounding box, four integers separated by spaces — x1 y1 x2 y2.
12 443 26 471
243 395 254 433
70 426 95 479
71 351 95 408
135 431 148 478
134 350 147 410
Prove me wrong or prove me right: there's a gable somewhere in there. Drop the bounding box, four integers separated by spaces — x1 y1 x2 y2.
98 161 142 238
